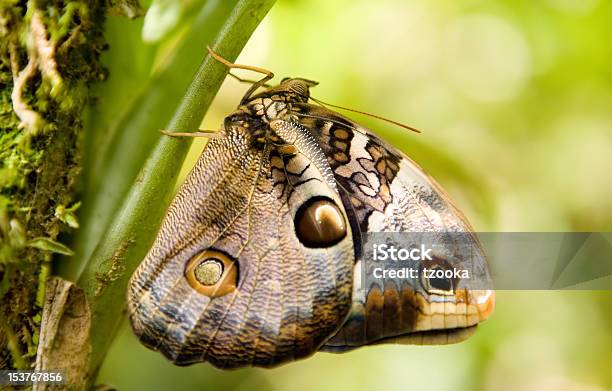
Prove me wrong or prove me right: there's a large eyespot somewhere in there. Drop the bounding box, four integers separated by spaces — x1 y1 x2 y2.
185 249 238 297
294 197 347 248
420 258 456 296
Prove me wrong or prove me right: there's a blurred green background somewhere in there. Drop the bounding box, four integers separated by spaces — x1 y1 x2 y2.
94 0 612 389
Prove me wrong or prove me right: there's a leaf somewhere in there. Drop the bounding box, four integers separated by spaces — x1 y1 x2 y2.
55 201 81 229
142 0 183 43
27 238 74 256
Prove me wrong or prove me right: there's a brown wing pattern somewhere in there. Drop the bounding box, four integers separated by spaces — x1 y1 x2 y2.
293 103 494 350
128 119 354 368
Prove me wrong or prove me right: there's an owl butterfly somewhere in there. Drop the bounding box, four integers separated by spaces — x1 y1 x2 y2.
128 49 495 369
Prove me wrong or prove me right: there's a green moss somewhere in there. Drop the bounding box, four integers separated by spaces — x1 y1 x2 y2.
0 0 107 370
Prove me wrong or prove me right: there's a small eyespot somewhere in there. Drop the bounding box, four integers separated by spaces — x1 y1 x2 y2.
194 259 223 285
294 197 347 248
420 259 455 296
185 250 238 297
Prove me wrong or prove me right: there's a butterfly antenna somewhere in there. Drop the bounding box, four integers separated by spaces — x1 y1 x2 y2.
309 96 421 133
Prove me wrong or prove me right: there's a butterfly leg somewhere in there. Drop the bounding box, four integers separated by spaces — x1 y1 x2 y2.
160 129 224 138
227 72 272 88
207 46 274 103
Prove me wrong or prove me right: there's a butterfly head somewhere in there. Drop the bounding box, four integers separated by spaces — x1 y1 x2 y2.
278 77 319 97
249 77 319 104
224 77 320 142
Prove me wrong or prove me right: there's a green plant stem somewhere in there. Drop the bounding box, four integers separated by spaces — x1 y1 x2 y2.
76 0 276 385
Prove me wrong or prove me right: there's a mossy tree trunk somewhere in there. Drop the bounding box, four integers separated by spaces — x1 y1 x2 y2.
0 0 106 370
1 0 275 387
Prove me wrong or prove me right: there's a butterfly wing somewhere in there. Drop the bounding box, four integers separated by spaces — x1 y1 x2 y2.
292 103 494 350
128 117 354 368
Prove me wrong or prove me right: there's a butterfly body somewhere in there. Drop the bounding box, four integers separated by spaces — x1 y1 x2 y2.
128 76 494 368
